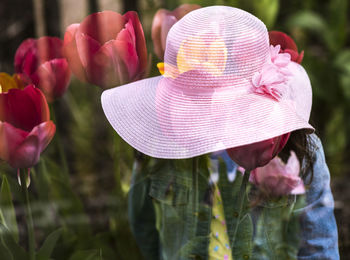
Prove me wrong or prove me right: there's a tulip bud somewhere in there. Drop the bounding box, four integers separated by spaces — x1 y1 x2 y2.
0 84 55 169
250 151 305 196
226 133 290 170
63 11 148 89
152 4 201 60
14 36 71 102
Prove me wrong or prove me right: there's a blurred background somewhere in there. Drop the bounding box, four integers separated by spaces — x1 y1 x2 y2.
0 0 349 259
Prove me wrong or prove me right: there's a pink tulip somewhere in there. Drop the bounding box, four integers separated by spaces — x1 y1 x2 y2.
14 36 71 102
152 4 201 60
269 31 304 64
250 151 305 196
226 133 290 170
62 11 148 89
0 84 55 169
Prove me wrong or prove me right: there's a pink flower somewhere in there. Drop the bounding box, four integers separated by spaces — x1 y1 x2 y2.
0 84 55 169
226 133 290 170
269 31 304 64
14 37 71 102
252 45 291 100
152 4 201 60
250 151 305 196
63 11 148 89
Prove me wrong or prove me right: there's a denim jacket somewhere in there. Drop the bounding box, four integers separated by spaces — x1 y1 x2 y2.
128 134 339 260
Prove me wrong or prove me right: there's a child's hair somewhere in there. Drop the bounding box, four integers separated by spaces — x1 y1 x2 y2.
280 129 317 185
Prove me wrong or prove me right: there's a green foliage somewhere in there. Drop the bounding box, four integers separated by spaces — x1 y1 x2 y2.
0 223 28 260
0 175 18 242
68 249 103 260
36 228 62 260
251 0 279 28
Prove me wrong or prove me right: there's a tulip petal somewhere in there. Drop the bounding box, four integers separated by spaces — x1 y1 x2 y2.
63 24 88 82
88 40 129 88
0 121 55 169
0 122 28 163
269 31 298 52
20 47 39 76
285 151 300 176
160 15 177 56
76 33 101 68
123 11 148 76
0 85 50 131
115 19 140 79
36 36 63 62
173 4 201 19
78 11 126 45
151 9 171 60
291 182 305 194
14 39 37 73
0 73 18 92
31 59 71 102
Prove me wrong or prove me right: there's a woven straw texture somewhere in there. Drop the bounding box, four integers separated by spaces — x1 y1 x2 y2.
102 6 314 159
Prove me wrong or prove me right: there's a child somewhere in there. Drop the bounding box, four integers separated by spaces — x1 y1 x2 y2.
101 6 339 259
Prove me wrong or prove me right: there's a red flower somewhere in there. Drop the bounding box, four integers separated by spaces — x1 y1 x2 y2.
0 82 55 169
62 11 148 89
14 37 71 102
269 31 304 64
226 133 290 170
152 4 201 60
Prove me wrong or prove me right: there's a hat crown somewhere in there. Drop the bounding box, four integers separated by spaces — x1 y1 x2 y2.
164 6 270 87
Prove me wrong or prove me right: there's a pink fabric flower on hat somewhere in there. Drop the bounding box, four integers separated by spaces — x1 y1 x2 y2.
250 151 305 197
252 45 291 100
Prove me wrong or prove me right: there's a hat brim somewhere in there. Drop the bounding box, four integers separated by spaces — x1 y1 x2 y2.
101 62 314 159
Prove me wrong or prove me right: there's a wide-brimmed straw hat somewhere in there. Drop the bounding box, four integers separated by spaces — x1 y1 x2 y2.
102 6 314 159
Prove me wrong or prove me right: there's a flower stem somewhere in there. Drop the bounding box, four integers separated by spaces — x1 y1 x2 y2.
192 157 199 237
50 104 70 180
231 170 251 249
19 169 35 260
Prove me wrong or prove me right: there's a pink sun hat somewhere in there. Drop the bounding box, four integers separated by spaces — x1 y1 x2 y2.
101 6 314 159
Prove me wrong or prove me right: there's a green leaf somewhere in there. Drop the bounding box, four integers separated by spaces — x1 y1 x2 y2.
251 0 279 28
232 214 253 259
0 223 28 260
328 0 348 50
0 239 13 260
286 11 334 50
0 175 19 242
334 50 350 74
68 249 103 260
36 228 63 260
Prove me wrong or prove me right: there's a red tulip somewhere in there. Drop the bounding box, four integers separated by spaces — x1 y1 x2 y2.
0 83 55 169
62 11 148 89
269 31 304 64
152 4 201 60
14 36 71 102
226 133 290 170
250 151 305 196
